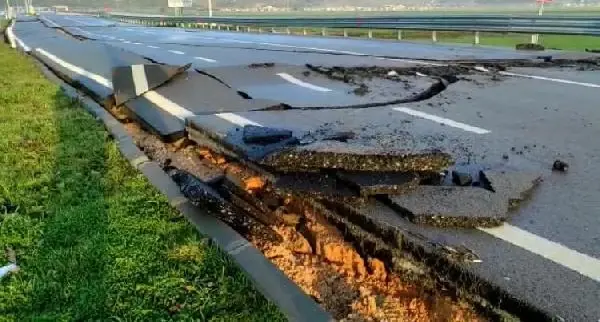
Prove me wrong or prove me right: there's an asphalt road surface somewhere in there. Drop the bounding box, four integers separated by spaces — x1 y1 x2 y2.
14 13 600 321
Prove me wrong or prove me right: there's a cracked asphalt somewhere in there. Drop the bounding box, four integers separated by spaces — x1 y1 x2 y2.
15 13 600 321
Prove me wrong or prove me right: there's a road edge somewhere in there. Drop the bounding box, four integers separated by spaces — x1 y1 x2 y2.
31 56 332 322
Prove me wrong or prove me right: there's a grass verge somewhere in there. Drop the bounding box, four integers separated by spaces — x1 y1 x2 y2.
0 42 284 320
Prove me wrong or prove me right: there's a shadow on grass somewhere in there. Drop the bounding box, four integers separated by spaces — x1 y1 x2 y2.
0 76 283 320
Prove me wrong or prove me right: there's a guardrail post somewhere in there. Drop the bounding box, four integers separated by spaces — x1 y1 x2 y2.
258 27 262 33
432 31 438 42
271 27 276 33
343 28 348 37
236 25 240 32
397 30 403 40
474 31 480 45
321 27 327 36
303 28 307 35
368 29 373 39
286 27 291 35
531 34 539 44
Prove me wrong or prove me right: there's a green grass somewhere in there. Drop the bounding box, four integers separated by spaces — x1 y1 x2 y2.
0 43 284 321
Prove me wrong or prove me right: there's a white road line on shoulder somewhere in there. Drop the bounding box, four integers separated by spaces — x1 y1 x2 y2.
393 107 491 134
499 71 600 88
33 48 196 121
131 64 149 96
143 91 194 120
168 50 185 55
194 56 217 63
215 113 262 127
147 45 160 49
277 73 332 92
34 48 112 88
479 224 600 283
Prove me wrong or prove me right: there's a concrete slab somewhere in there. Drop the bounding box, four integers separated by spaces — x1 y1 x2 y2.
480 170 542 209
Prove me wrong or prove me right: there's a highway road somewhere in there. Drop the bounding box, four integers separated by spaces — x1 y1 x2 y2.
12 13 600 321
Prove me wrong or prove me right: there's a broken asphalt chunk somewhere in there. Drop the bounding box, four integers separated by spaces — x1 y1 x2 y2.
336 171 420 196
552 160 569 172
112 63 191 106
273 172 358 200
242 125 293 145
479 170 542 209
388 186 508 228
260 141 453 173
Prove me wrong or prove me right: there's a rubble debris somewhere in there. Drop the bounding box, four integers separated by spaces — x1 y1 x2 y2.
387 70 399 77
388 186 508 228
323 131 356 143
502 154 509 160
261 141 453 173
451 171 473 187
242 176 266 192
242 125 293 145
515 43 545 51
585 48 600 53
537 55 553 63
552 160 569 172
169 168 281 243
302 71 311 77
336 171 420 196
248 62 275 68
479 170 542 210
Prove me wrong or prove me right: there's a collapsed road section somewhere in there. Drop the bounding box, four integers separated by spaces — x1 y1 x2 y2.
9 16 600 321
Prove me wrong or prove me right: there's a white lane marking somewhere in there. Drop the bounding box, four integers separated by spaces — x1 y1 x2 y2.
107 36 116 40
132 42 142 45
479 224 600 283
226 39 253 44
35 48 195 121
499 71 600 88
122 40 132 44
131 64 149 96
215 113 262 127
392 107 491 134
147 45 160 49
277 73 332 92
168 50 185 55
194 56 217 63
35 48 113 88
143 91 194 120
125 28 134 31
117 38 126 41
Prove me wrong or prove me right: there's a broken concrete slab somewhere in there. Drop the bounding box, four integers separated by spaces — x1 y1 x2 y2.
480 170 542 209
242 125 293 145
336 171 420 196
388 186 508 228
260 140 453 173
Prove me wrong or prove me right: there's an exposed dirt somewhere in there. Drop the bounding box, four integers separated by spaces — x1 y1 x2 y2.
119 121 484 322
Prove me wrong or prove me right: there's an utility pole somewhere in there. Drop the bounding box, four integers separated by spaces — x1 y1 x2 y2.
208 0 212 17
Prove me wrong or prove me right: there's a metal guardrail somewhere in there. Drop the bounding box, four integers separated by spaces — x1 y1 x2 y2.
106 13 600 37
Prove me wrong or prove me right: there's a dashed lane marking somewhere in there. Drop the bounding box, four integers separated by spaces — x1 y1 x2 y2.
277 73 332 92
392 107 491 134
168 50 185 55
215 113 262 127
194 56 217 63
